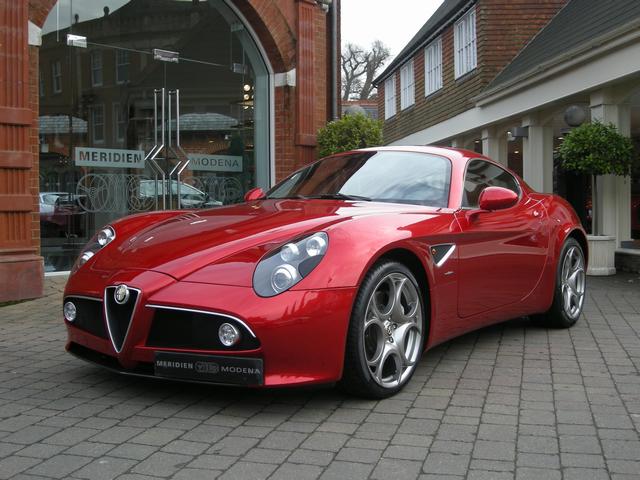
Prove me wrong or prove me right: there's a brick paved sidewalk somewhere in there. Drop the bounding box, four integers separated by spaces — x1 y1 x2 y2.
0 274 639 480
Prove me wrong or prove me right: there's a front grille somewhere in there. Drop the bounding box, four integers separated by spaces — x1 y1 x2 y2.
104 286 140 352
146 307 260 351
65 296 107 339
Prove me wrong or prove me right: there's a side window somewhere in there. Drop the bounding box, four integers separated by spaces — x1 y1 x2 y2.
462 160 520 208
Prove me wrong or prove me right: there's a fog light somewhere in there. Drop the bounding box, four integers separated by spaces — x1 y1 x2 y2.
218 323 240 347
63 301 77 322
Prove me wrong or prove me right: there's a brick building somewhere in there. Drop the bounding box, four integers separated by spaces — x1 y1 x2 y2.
375 0 640 274
0 0 340 301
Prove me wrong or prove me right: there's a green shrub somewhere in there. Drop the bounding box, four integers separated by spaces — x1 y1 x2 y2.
559 121 635 176
317 114 383 158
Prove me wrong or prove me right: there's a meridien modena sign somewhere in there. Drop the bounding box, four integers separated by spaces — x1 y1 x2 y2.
187 154 243 172
75 147 145 169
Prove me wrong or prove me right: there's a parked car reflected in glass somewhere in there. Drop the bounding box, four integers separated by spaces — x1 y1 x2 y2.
138 180 222 209
40 192 86 238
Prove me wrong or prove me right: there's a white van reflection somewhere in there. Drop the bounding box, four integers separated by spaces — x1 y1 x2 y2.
138 180 222 209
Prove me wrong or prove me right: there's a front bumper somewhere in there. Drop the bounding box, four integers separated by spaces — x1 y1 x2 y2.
64 270 357 387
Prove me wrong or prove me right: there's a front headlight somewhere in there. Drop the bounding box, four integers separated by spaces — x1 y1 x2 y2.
71 225 116 273
253 232 328 297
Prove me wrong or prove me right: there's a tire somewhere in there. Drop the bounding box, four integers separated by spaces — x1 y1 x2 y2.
537 238 586 328
340 260 425 398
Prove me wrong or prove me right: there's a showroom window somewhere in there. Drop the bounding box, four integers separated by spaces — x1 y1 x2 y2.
116 50 129 84
424 37 442 96
52 60 62 93
400 60 415 110
454 8 477 79
39 0 271 272
385 75 397 119
91 51 103 87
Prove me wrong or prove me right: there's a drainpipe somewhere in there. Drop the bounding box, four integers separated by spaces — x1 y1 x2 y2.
331 0 339 120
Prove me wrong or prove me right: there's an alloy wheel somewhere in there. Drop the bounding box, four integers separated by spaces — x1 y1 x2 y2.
561 245 586 320
362 272 423 389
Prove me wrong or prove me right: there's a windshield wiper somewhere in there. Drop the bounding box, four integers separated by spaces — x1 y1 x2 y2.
308 193 372 201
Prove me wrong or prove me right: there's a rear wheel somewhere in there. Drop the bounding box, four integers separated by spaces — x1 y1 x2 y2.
340 260 425 398
538 238 586 328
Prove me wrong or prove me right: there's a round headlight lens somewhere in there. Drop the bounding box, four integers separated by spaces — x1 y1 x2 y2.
280 243 300 262
97 227 115 246
271 264 298 293
306 235 327 257
79 251 94 266
218 323 240 347
63 301 77 322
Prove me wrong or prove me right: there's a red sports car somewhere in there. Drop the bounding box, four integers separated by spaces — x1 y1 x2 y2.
63 146 587 398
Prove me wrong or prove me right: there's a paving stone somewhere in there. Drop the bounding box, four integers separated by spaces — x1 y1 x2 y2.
270 462 323 480
422 453 470 476
0 456 41 479
26 454 92 479
73 457 136 480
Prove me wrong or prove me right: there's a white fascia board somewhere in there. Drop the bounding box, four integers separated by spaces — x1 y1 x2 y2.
390 36 640 146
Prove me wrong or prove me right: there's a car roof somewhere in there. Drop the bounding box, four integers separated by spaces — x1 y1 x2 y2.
356 145 486 170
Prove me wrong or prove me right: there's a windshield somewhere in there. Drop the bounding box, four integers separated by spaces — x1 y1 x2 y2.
267 151 451 207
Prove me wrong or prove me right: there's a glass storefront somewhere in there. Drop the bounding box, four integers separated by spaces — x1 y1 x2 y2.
39 0 270 272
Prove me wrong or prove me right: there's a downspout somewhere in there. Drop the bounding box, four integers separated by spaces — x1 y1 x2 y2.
331 0 339 120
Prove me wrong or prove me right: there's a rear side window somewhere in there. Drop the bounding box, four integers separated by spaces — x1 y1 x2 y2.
462 159 520 208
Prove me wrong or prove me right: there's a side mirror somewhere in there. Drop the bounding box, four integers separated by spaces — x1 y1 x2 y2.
244 187 265 202
478 186 518 211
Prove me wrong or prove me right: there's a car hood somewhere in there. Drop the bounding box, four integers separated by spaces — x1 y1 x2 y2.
91 199 443 279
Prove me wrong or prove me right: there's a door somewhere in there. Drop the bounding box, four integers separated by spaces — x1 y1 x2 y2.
455 160 549 318
39 0 270 272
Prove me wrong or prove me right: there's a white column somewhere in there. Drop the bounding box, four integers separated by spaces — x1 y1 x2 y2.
590 89 632 244
522 115 554 193
481 127 507 165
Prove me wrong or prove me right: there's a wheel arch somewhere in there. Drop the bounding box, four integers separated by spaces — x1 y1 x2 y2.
567 228 589 267
374 247 433 349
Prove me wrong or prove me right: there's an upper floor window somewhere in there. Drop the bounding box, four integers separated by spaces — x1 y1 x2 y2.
462 159 520 208
91 104 105 144
384 75 397 119
52 60 62 94
90 51 103 87
424 37 443 96
454 8 477 79
114 103 126 143
400 60 415 110
116 50 130 84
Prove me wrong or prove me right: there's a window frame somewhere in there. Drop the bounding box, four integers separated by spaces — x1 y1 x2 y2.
90 50 103 87
384 75 397 119
399 59 415 110
116 50 130 84
460 158 522 209
424 36 443 96
91 104 105 144
113 103 126 143
454 7 477 79
51 60 62 94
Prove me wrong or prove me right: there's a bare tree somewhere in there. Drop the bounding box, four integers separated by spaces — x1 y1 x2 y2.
341 41 390 101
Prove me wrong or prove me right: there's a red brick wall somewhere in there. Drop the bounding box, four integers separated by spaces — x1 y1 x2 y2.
381 0 568 144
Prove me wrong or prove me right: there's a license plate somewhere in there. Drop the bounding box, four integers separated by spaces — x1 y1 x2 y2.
154 352 263 386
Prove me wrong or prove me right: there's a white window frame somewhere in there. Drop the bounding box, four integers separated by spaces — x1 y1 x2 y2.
116 50 130 84
91 104 105 144
424 37 443 96
400 60 415 110
113 103 126 143
454 7 477 79
52 60 62 94
90 51 103 87
384 75 397 119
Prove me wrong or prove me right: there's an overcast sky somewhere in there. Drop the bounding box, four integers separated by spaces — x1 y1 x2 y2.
341 0 445 69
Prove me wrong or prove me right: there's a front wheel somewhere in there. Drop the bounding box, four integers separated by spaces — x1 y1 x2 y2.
538 238 586 328
340 261 425 398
